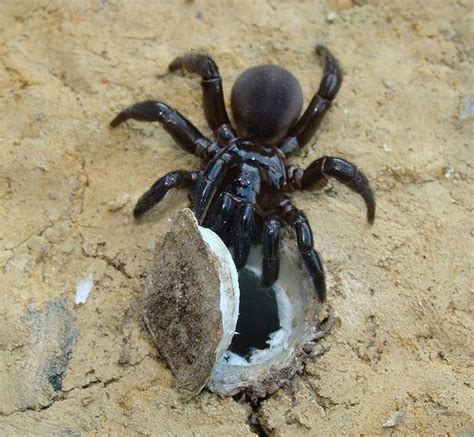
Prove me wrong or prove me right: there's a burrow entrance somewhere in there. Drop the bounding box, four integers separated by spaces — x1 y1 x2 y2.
228 267 280 360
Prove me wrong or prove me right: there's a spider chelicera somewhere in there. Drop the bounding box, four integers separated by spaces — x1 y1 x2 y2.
110 45 375 302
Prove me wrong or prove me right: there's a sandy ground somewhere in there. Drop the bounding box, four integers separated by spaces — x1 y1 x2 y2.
0 0 473 435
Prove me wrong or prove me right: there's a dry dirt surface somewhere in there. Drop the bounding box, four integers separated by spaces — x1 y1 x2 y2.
0 0 473 435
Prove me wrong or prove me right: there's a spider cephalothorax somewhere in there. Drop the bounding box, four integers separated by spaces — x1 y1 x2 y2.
110 45 375 302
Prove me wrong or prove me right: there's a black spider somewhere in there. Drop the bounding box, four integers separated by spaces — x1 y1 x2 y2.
110 45 375 302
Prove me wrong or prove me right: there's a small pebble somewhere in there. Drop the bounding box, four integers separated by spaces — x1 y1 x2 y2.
75 273 94 305
382 410 405 428
326 11 338 23
444 167 455 179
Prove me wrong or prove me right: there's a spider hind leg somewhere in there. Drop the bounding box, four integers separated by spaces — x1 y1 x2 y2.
279 45 343 155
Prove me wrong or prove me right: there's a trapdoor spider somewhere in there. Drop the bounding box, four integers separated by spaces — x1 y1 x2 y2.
110 45 375 302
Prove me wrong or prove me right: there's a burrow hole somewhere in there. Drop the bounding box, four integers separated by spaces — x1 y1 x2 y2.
228 267 280 360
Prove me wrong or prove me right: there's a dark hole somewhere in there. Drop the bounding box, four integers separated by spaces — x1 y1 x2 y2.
228 268 280 360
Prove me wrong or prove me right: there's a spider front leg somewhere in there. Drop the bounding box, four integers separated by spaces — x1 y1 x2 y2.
169 53 237 145
110 100 218 158
233 202 255 270
193 149 239 223
203 163 260 270
204 194 256 270
279 45 342 155
280 200 326 302
287 156 376 224
203 192 235 246
133 170 199 218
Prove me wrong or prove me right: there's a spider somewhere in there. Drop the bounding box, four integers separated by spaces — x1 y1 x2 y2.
110 45 375 302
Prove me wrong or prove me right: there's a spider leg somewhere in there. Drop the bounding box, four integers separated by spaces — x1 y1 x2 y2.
169 53 237 145
280 200 326 302
110 100 218 158
227 163 261 269
287 156 376 224
203 192 255 262
202 192 255 269
202 192 234 245
261 215 281 288
202 163 260 269
133 170 199 218
279 45 342 155
193 150 238 224
233 202 255 270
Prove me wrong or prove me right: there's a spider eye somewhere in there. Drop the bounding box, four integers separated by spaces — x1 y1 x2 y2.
231 65 303 144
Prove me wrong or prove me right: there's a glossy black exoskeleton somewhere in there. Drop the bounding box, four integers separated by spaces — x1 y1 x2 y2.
110 45 375 302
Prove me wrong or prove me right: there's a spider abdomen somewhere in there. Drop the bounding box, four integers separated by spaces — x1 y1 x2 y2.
231 65 303 145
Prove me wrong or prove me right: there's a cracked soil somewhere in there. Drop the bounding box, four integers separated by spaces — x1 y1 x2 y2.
0 0 473 435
